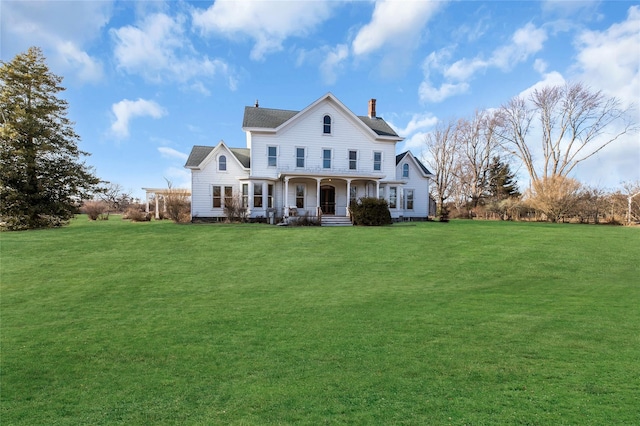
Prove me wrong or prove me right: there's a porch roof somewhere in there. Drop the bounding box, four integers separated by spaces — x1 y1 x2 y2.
278 170 383 180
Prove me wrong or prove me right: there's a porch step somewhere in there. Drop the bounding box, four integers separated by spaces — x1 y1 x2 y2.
321 216 352 227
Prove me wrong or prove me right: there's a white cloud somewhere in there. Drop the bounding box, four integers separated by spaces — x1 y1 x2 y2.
111 12 235 88
192 0 334 61
1 1 110 83
490 23 547 71
158 147 189 161
351 0 443 56
111 99 167 139
419 22 547 103
388 113 438 153
518 70 566 100
573 5 640 109
320 44 349 85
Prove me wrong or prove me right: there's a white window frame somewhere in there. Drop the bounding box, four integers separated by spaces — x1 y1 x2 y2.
402 163 409 178
405 189 414 210
323 114 332 135
373 151 382 171
296 147 305 168
219 155 227 171
348 150 358 170
295 184 305 208
322 148 332 169
389 186 397 209
253 183 263 208
267 146 277 167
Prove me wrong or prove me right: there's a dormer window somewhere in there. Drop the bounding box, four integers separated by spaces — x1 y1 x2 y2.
402 163 409 178
219 155 227 171
323 115 332 134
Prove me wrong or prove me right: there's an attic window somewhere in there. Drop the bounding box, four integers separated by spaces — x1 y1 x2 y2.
323 115 332 134
219 155 227 171
402 163 409 178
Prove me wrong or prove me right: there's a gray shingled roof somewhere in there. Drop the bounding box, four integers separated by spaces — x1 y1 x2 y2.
243 105 399 137
185 145 250 169
396 151 433 176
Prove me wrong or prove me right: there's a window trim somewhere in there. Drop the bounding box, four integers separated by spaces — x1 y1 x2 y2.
219 155 227 171
242 183 249 208
402 163 409 178
405 188 414 210
267 146 277 168
296 147 305 168
389 186 397 209
322 148 332 169
213 185 222 208
373 151 382 171
268 184 274 208
295 184 305 208
348 150 358 170
323 114 332 135
253 183 263 208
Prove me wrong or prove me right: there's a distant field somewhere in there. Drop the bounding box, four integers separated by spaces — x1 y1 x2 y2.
2 217 639 425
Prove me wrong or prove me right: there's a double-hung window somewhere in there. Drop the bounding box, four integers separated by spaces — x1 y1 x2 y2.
253 183 263 208
389 187 397 209
405 189 414 210
296 147 305 168
267 146 277 167
213 185 221 208
268 184 274 208
323 149 332 169
373 151 382 171
224 186 233 206
296 184 305 208
242 184 248 208
349 150 357 170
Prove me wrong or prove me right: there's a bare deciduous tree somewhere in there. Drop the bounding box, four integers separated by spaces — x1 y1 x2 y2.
164 179 191 223
424 119 459 219
526 175 582 222
496 82 636 185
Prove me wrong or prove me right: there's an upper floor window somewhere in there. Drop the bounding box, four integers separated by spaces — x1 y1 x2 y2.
219 155 227 171
323 149 332 169
296 147 305 168
323 115 332 134
349 150 357 170
267 146 277 167
402 163 409 178
373 151 382 171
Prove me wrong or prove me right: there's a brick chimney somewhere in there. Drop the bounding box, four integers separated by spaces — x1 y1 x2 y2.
368 98 376 118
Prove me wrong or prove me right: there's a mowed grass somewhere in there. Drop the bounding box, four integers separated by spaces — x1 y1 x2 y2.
1 218 639 425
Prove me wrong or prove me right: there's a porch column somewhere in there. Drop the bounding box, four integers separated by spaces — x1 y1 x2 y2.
145 191 150 213
316 178 321 216
376 181 380 199
284 178 289 216
346 179 352 218
155 193 159 219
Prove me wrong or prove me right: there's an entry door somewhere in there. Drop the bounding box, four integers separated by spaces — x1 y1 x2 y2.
320 186 335 215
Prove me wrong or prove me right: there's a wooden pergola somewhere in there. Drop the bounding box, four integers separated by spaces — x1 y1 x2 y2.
142 187 191 219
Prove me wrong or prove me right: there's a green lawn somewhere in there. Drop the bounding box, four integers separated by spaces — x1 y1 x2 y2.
2 218 639 425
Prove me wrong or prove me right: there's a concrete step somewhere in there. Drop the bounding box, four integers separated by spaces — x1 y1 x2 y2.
321 216 352 227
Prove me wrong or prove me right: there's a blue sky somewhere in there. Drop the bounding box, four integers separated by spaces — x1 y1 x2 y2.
2 0 639 199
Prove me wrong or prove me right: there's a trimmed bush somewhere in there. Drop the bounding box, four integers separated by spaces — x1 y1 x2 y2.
349 197 392 226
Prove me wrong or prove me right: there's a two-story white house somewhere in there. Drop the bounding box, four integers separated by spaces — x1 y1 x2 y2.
185 93 433 223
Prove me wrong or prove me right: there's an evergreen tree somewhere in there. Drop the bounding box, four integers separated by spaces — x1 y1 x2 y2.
1 47 99 230
487 156 520 201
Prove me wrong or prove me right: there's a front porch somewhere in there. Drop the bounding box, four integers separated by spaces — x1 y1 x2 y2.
280 172 383 219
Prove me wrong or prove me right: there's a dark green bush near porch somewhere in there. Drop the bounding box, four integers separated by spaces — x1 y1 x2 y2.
349 197 392 226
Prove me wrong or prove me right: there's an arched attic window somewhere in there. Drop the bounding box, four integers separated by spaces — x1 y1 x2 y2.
402 163 409 178
219 155 227 171
323 115 332 134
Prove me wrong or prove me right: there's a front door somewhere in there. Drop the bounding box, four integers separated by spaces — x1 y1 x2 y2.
320 186 335 215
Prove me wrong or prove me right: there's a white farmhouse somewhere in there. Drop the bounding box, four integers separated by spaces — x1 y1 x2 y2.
185 93 433 223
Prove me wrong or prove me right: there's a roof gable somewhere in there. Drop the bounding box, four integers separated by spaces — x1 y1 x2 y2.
242 93 401 140
185 142 250 170
396 151 433 177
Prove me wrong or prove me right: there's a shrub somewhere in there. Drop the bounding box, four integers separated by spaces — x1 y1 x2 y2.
223 195 247 223
290 212 320 226
81 200 108 220
349 197 392 226
123 207 151 222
